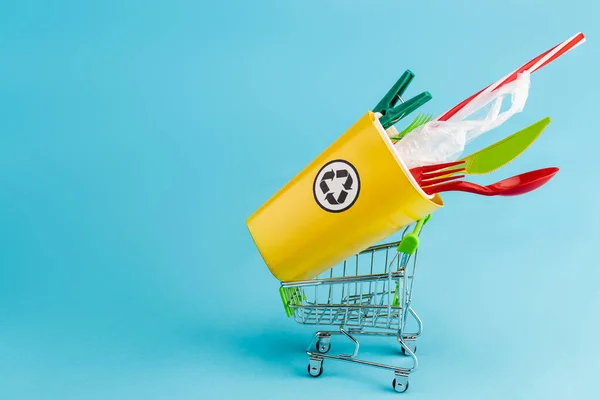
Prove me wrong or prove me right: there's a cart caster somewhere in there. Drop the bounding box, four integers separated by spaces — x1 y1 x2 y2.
308 358 323 378
316 338 331 354
400 337 417 355
392 376 409 393
400 343 417 356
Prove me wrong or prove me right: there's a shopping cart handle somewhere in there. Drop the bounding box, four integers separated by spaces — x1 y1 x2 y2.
396 215 430 255
397 235 419 255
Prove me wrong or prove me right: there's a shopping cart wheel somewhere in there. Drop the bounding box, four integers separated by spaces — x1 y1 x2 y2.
316 339 331 354
307 359 323 378
400 344 417 356
392 378 409 393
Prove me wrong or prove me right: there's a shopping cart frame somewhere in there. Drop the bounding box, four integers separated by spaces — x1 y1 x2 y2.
279 216 430 393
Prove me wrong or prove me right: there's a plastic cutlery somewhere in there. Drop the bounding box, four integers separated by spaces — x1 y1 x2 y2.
459 117 549 174
439 117 551 177
410 161 466 188
423 167 559 196
390 113 432 141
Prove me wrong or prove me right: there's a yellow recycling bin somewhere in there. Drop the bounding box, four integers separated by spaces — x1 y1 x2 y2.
247 111 443 282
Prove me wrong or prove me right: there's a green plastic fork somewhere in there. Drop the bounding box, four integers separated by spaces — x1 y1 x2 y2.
390 113 432 141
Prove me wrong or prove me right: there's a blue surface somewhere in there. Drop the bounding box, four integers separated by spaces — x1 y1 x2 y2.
1 1 599 398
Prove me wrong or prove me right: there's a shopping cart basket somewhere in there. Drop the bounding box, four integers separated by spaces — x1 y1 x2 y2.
279 216 430 393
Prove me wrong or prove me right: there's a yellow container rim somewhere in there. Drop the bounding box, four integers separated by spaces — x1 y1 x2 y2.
370 111 444 208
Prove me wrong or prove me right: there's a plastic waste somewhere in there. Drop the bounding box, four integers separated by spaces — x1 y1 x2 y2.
394 71 531 169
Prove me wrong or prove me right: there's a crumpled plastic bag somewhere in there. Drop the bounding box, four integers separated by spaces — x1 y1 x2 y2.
394 71 531 169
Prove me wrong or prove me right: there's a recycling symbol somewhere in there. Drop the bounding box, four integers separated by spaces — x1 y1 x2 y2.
313 160 360 213
319 169 353 205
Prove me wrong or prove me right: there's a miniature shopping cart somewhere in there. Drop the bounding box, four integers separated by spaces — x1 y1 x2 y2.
279 216 430 393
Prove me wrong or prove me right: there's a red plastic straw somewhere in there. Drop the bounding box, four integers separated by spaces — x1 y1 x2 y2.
435 32 586 122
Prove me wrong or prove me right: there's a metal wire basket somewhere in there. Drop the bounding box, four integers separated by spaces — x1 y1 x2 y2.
279 217 429 393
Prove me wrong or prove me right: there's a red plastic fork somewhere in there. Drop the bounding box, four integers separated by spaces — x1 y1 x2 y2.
423 167 559 196
409 161 466 188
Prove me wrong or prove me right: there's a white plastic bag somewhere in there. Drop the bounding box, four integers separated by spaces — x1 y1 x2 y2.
394 71 531 169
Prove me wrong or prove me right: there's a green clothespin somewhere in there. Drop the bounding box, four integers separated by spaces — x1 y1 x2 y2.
373 70 432 130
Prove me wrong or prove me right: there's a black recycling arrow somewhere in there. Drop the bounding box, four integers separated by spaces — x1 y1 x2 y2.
337 190 348 204
343 175 353 190
325 193 339 205
335 169 353 190
325 190 349 205
323 170 335 180
320 180 330 194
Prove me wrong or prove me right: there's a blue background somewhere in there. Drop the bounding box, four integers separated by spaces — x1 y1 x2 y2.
1 0 598 398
